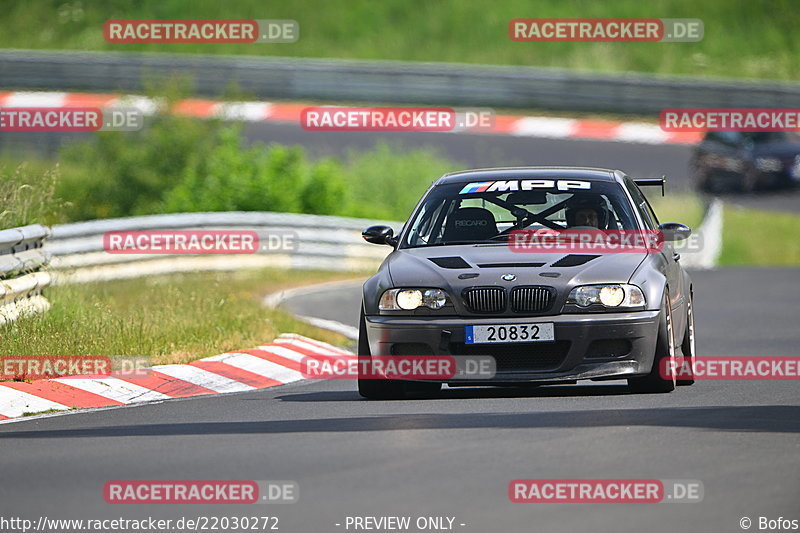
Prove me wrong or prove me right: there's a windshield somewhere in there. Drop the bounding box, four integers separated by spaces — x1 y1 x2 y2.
402 179 639 248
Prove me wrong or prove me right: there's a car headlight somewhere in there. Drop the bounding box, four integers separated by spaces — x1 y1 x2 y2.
755 157 783 172
566 284 645 309
380 288 449 310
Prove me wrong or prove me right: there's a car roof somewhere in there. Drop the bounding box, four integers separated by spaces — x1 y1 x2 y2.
434 166 623 185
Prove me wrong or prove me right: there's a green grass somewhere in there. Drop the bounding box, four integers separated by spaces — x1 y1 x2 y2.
719 204 800 266
648 193 705 229
22 408 75 417
0 0 797 80
0 268 360 365
0 160 66 227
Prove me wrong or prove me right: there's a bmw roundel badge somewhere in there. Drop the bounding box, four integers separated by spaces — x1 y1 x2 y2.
501 274 516 281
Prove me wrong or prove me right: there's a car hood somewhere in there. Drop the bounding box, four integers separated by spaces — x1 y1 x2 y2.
387 244 647 293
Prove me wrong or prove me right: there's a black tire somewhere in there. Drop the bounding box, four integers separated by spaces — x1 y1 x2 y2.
357 309 408 400
677 293 696 386
628 292 677 394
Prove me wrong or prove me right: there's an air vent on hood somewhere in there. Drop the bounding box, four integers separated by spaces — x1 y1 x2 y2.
477 262 545 268
429 256 471 269
550 255 600 267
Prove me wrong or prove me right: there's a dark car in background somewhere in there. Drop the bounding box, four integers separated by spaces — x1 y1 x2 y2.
691 131 800 192
358 167 697 399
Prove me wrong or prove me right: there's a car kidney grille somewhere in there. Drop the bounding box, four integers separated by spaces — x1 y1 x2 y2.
510 286 554 313
463 287 506 313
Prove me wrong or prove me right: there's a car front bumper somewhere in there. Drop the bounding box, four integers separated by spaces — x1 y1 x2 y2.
363 310 661 383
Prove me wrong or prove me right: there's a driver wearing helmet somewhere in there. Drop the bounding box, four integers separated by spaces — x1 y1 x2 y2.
565 196 611 229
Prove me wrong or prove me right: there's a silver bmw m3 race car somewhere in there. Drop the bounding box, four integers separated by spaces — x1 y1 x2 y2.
358 167 697 399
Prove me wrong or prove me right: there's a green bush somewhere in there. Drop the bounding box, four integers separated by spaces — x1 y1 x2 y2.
58 115 217 220
163 128 347 214
52 110 456 222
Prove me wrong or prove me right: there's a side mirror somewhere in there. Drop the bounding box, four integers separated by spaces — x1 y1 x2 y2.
362 225 398 247
658 222 692 242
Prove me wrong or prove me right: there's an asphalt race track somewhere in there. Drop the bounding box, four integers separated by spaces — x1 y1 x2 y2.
1 267 798 532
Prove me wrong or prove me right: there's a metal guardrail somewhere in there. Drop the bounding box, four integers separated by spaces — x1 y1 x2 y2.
45 211 396 284
0 224 51 324
1 50 799 114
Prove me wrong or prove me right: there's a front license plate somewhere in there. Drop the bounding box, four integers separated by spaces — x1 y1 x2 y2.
465 323 555 344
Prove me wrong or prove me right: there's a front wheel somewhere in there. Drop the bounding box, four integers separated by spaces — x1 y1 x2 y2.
677 294 696 386
628 292 677 394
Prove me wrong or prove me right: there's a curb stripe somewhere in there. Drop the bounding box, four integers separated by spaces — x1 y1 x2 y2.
511 116 576 138
279 334 353 355
272 338 348 356
174 98 219 118
62 93 119 107
572 120 622 140
203 351 304 384
0 90 703 145
255 345 308 366
0 380 123 408
264 103 306 122
52 377 172 404
0 334 351 422
212 102 272 121
265 343 353 363
0 385 70 418
115 370 218 398
151 364 254 394
192 360 283 388
3 91 67 107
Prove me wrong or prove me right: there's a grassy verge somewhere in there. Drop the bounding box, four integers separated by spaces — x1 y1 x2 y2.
0 161 66 227
648 193 705 230
2 0 798 81
719 204 800 266
0 268 362 366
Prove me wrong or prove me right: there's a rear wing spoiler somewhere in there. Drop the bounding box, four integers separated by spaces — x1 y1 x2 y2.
634 176 665 196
